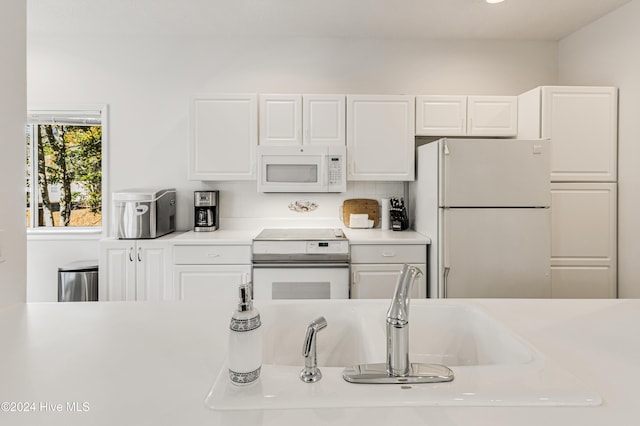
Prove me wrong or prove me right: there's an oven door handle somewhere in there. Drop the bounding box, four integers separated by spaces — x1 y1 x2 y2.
252 263 349 269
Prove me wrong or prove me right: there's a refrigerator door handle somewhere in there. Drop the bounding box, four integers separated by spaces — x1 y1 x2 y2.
443 139 450 156
443 266 450 298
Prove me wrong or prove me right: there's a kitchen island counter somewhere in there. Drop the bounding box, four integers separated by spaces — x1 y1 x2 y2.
0 298 637 425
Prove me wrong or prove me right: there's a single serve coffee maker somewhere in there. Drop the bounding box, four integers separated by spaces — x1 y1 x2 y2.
194 190 218 232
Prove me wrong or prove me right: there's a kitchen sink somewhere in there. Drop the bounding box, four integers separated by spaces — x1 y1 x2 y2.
260 302 377 367
206 300 601 410
355 302 534 366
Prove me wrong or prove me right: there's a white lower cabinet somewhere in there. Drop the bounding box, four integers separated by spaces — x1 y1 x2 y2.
171 244 252 302
99 239 170 301
350 244 427 299
550 182 617 298
351 264 427 299
173 265 252 302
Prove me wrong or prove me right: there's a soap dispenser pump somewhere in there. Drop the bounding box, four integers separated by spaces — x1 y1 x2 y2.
228 281 262 386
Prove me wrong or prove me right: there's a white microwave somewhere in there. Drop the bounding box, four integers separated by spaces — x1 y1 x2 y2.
257 145 346 193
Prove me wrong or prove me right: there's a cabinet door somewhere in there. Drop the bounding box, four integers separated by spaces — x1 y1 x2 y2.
136 241 169 301
190 94 257 180
415 95 466 136
303 94 345 146
173 244 251 265
172 265 251 302
351 264 427 299
259 94 302 145
467 96 517 137
347 95 415 181
542 86 617 182
350 244 426 265
551 266 616 298
99 241 136 301
550 182 617 298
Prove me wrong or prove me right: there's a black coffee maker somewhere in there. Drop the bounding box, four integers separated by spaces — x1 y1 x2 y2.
194 191 218 232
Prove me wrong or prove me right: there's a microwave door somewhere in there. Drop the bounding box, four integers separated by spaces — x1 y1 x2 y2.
259 156 325 192
266 163 318 184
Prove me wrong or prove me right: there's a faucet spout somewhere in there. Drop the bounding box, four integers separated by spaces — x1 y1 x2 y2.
386 264 423 377
342 263 454 384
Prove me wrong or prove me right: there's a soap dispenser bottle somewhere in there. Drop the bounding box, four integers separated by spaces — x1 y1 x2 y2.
228 281 262 386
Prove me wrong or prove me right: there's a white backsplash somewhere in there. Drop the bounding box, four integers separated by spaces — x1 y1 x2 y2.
197 180 405 229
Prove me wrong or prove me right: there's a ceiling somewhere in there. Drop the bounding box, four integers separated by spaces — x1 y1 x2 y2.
28 0 631 41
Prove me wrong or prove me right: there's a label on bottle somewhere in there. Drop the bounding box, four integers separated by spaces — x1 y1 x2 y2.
229 366 261 385
230 314 261 332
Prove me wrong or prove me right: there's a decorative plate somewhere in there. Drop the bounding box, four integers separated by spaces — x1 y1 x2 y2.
288 200 318 212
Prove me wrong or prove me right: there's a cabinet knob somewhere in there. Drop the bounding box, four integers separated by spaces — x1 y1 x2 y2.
382 252 396 257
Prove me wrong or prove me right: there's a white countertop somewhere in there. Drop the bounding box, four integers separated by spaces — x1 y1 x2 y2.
342 228 429 244
169 227 429 245
171 229 259 244
0 298 638 425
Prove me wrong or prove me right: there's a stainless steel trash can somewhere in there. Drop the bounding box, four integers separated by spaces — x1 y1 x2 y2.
58 260 99 302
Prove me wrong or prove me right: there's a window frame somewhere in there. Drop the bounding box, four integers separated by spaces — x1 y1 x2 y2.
26 104 109 238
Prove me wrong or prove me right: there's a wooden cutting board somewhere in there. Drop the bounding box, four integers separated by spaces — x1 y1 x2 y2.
342 199 379 227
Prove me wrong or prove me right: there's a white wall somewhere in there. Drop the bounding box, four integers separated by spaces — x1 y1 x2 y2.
0 0 27 305
26 25 558 301
558 0 640 298
27 34 558 230
27 237 99 303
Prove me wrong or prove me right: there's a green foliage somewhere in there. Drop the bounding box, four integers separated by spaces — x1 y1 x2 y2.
37 124 103 223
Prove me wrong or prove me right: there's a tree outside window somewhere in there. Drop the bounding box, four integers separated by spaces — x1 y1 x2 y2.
26 108 105 230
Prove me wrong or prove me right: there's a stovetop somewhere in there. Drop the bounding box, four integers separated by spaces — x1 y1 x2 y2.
253 228 346 241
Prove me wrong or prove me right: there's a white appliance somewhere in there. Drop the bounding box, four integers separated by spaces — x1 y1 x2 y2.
257 145 346 193
409 138 551 298
252 228 349 299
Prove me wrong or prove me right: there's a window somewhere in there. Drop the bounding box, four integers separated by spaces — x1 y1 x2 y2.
25 107 107 232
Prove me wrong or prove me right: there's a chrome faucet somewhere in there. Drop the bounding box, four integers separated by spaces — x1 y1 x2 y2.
300 316 327 383
342 264 454 384
386 264 421 377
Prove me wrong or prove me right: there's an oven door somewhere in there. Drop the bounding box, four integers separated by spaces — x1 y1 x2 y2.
252 264 349 300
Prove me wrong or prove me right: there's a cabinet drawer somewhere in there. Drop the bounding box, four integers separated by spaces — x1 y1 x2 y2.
173 245 251 265
350 244 426 264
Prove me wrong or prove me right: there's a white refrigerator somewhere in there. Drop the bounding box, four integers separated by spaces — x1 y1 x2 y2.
409 138 551 298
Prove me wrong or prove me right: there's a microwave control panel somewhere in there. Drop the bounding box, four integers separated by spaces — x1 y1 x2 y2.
327 155 345 191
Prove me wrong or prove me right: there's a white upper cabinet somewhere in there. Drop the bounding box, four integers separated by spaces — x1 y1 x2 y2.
467 96 518 136
416 95 517 137
189 94 257 181
260 94 345 146
259 94 302 145
302 95 346 146
347 95 415 181
518 86 618 182
416 95 467 136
